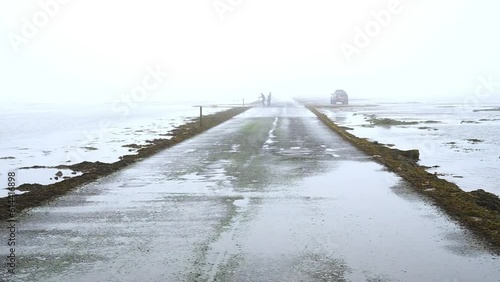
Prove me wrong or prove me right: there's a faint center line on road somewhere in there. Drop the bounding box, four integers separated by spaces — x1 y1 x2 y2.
263 117 279 150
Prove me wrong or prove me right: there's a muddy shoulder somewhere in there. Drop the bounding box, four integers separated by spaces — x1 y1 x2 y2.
306 105 500 253
0 107 250 220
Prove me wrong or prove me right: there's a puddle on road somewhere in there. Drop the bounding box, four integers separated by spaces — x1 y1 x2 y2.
198 196 253 281
233 197 250 208
230 160 500 281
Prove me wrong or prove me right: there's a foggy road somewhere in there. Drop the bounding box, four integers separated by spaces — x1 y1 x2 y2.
4 103 499 282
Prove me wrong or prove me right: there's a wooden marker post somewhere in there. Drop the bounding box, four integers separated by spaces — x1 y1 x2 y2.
199 106 203 127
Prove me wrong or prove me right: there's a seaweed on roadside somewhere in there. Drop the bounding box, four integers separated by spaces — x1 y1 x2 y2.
366 116 419 126
122 143 143 149
466 139 484 144
339 126 354 131
470 189 500 212
418 127 438 131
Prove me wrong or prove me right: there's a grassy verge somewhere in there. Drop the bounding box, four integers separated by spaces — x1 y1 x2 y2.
1 107 250 220
307 105 500 253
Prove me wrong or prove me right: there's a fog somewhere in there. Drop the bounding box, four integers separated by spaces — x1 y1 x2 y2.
1 0 499 104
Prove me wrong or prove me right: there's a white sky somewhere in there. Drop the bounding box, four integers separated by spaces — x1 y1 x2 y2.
1 0 499 103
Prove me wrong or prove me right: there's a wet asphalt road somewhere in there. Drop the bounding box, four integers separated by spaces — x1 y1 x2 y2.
3 102 500 282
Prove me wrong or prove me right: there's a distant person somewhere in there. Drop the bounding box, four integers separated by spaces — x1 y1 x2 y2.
267 92 272 106
260 93 266 106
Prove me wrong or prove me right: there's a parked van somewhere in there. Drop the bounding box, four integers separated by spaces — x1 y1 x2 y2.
331 90 349 105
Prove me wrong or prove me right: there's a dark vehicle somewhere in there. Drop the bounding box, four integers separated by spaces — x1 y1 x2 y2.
330 90 349 105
